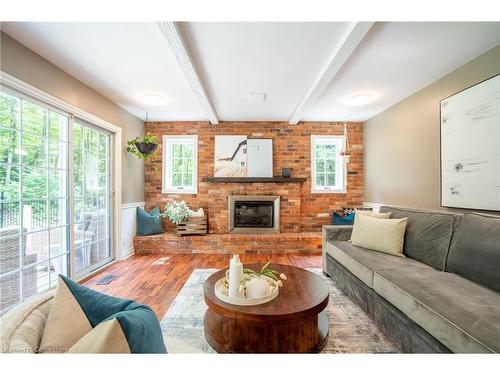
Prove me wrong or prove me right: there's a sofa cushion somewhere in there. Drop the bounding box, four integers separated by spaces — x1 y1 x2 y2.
69 318 130 353
373 267 500 353
356 209 392 219
447 213 500 292
0 290 54 353
379 206 457 270
39 276 93 352
326 240 430 288
40 275 166 353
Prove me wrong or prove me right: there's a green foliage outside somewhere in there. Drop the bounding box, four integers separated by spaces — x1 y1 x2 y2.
172 143 193 187
0 92 70 226
0 91 110 228
315 144 336 187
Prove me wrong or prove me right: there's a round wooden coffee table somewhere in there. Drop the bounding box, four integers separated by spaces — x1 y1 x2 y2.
203 264 329 353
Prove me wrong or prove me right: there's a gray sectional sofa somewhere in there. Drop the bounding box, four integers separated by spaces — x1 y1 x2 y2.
322 206 500 353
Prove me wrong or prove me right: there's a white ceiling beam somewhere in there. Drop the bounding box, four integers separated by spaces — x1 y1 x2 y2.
288 22 374 125
157 22 219 125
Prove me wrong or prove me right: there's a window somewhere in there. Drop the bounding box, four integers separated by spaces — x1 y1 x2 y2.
1 90 69 312
0 81 117 314
72 121 112 277
162 135 198 194
311 135 346 193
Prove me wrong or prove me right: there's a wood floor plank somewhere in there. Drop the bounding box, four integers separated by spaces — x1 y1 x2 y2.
83 253 321 318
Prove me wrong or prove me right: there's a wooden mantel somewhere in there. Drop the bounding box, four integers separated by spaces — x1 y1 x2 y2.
202 177 307 183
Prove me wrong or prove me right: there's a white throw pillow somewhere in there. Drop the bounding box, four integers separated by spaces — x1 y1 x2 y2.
351 214 407 257
355 209 392 219
188 207 205 217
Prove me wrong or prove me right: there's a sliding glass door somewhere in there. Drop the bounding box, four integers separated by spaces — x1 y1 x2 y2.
0 91 69 312
0 88 114 313
72 121 112 278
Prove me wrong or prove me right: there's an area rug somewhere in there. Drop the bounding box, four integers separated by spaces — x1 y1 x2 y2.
161 268 399 353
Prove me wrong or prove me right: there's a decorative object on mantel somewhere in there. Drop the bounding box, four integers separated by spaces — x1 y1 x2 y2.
281 168 291 178
247 138 273 177
126 113 160 172
440 74 500 211
339 121 351 164
214 135 248 177
162 201 207 236
215 261 286 306
214 135 274 178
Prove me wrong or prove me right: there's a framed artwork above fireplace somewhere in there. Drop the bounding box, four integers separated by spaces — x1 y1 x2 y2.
214 136 273 178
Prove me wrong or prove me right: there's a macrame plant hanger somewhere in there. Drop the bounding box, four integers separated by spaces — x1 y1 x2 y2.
340 121 351 164
140 111 149 137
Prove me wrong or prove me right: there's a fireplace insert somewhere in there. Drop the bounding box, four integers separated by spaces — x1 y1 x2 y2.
228 195 280 234
234 201 274 228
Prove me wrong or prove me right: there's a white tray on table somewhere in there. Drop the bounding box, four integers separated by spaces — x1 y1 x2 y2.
214 276 279 306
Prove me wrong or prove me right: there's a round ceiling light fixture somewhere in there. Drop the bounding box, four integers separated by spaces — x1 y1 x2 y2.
139 94 167 106
346 94 374 106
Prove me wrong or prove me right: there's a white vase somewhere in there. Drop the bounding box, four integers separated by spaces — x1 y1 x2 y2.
245 276 270 299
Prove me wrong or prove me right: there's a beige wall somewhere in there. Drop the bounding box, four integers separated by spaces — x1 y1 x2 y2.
364 45 500 211
0 32 145 204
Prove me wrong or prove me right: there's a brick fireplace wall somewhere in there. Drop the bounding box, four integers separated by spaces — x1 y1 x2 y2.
144 121 364 233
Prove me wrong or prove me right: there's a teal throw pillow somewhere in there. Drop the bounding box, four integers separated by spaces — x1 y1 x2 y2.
137 206 164 236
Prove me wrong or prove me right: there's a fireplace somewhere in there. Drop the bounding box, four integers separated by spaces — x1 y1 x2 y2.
228 196 280 234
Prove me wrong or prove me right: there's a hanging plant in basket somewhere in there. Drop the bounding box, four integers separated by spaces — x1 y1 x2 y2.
126 132 159 172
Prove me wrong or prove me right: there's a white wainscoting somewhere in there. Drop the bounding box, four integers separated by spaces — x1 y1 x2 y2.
120 202 145 260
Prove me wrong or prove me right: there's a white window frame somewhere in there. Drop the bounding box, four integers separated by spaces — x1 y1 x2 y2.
162 135 198 194
310 135 347 194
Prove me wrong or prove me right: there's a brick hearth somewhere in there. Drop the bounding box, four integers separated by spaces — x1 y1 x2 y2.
133 232 322 255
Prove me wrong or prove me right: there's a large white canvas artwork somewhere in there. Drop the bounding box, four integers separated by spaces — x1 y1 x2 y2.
440 74 500 211
214 135 247 177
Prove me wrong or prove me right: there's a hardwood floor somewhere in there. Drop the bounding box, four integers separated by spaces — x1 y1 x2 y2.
83 253 322 318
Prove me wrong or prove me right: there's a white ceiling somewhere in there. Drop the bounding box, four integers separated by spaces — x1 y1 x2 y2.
1 22 207 121
2 22 500 123
178 22 350 121
304 22 500 121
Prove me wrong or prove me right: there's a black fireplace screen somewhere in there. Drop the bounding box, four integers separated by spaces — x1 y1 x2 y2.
234 201 274 228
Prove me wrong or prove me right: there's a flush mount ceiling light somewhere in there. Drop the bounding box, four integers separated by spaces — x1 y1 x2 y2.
346 94 374 106
139 94 167 106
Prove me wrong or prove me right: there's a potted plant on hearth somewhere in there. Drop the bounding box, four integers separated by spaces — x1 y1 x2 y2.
126 132 159 172
162 201 207 236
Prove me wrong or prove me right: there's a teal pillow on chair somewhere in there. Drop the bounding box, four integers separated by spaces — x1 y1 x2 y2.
137 206 164 236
